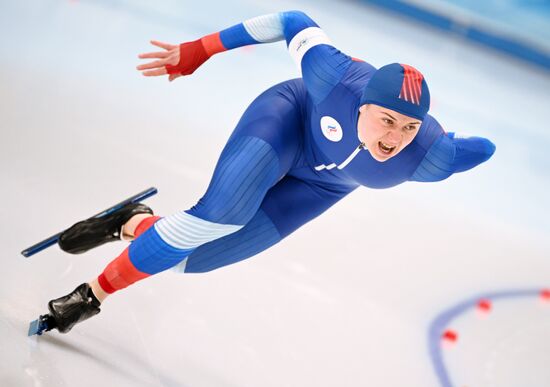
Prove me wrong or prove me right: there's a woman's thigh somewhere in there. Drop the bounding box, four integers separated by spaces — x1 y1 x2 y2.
184 81 306 227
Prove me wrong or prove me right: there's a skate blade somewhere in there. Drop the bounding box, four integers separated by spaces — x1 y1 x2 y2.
28 315 52 336
28 319 41 336
21 186 158 257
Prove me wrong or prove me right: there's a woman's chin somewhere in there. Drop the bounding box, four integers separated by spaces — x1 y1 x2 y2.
372 154 391 162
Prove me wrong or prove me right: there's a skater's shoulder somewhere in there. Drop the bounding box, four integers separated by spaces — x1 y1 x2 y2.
337 59 377 98
413 114 446 151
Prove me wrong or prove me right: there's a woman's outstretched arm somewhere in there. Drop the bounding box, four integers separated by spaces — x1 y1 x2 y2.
137 11 353 103
411 131 496 182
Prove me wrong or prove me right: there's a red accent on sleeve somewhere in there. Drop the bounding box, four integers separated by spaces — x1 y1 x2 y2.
201 32 227 56
165 39 210 76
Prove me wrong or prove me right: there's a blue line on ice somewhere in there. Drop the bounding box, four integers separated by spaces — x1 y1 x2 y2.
428 288 543 387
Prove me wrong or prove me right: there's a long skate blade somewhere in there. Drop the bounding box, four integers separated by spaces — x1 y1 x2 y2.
21 187 158 258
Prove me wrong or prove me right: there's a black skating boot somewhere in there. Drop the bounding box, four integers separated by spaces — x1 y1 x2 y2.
58 202 154 254
48 283 101 333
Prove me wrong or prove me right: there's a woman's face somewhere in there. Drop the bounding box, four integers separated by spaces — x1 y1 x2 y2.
357 104 422 162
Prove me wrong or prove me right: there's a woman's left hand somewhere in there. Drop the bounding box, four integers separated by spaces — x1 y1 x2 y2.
136 40 183 82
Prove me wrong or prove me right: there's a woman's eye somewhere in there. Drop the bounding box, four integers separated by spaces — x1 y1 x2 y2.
406 126 417 131
383 118 392 124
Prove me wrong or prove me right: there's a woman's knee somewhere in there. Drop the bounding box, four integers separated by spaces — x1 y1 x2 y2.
174 209 282 273
154 210 244 250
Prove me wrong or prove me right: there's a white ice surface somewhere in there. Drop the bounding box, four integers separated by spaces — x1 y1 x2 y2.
1 1 550 386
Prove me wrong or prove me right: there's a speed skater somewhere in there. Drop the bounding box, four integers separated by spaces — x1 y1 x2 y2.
44 11 495 333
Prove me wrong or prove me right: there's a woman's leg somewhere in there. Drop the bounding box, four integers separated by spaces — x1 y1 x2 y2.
52 175 354 334
94 84 305 298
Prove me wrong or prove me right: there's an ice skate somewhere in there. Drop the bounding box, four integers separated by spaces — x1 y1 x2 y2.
58 202 154 254
46 283 101 334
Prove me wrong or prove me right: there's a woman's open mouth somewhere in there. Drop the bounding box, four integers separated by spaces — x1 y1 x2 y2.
377 141 397 156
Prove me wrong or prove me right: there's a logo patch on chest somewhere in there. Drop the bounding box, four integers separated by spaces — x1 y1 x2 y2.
320 116 343 142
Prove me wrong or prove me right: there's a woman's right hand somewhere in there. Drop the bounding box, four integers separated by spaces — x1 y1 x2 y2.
137 39 210 82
